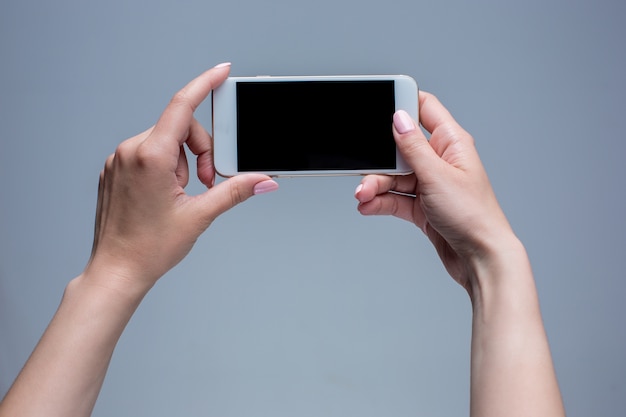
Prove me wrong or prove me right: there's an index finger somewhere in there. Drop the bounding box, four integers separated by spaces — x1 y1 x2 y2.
418 91 462 135
148 62 231 149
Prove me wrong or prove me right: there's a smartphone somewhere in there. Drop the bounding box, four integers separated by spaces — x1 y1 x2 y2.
212 75 418 177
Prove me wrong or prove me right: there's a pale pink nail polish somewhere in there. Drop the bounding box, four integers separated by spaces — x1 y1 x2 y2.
253 179 279 195
393 110 416 134
354 183 363 197
214 62 232 69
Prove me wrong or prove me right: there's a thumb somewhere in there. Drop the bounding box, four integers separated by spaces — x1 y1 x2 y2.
190 174 279 227
392 110 442 179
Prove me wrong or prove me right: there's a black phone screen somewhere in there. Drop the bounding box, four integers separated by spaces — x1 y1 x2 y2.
236 80 396 171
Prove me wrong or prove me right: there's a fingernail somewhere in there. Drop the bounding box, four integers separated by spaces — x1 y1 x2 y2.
253 179 279 195
214 62 232 69
354 183 363 197
393 110 416 134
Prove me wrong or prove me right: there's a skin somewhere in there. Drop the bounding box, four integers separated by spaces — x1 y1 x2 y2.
0 68 564 417
0 63 278 417
355 94 566 416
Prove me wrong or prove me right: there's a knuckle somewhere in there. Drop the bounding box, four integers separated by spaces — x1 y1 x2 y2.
113 139 132 158
389 196 401 217
112 138 165 172
104 153 115 171
169 90 195 113
113 139 140 166
229 183 245 206
134 142 158 165
135 141 169 172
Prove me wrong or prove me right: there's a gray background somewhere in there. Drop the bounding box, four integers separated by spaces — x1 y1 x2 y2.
1 0 624 416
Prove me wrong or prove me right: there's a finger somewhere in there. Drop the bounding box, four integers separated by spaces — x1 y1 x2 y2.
175 145 189 187
418 91 462 135
417 91 477 158
392 109 445 181
189 174 278 228
357 192 416 223
418 92 483 176
186 117 214 187
148 63 231 151
354 174 416 203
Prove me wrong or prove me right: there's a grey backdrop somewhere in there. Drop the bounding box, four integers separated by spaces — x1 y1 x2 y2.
1 0 625 416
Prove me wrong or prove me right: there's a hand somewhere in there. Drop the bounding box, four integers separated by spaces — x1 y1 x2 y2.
356 92 566 417
85 63 278 295
355 92 514 293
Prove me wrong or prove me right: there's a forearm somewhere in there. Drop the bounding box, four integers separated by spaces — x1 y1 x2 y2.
0 273 146 417
468 237 565 417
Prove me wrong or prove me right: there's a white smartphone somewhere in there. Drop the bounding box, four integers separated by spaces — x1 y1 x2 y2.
212 75 418 177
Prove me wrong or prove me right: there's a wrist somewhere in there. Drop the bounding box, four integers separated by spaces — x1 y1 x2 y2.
466 234 539 314
77 260 154 308
466 235 565 417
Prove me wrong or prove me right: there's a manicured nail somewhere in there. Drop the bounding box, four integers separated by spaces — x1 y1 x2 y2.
354 183 363 197
253 179 279 195
393 110 416 134
214 62 232 69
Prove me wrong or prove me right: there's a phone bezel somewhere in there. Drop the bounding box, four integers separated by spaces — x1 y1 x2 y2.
212 75 418 177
